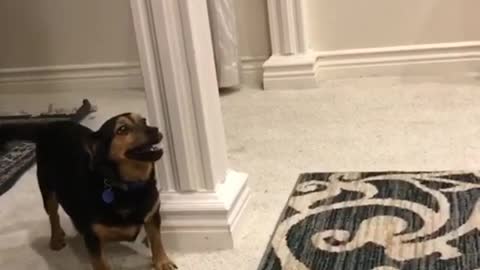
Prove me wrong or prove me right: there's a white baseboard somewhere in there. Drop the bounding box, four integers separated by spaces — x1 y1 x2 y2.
0 59 265 91
315 41 480 80
0 62 144 92
262 41 480 90
160 170 250 251
240 56 266 88
263 53 318 90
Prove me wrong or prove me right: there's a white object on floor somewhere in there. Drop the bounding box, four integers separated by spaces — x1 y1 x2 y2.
207 0 241 88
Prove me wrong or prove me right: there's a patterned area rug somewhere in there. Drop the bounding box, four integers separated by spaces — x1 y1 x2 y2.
0 100 94 196
259 172 480 270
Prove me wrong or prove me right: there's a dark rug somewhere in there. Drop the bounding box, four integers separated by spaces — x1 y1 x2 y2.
0 99 94 196
258 171 480 270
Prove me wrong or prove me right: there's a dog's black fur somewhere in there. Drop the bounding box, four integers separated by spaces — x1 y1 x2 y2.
0 113 176 270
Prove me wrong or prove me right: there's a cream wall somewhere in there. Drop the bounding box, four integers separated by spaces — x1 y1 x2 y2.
235 0 271 59
0 0 138 69
0 0 269 89
0 0 270 68
303 0 480 51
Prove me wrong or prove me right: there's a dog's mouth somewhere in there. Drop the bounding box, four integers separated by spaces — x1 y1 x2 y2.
125 134 163 162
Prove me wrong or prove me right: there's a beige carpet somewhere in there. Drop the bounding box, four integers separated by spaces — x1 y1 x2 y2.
1 76 480 269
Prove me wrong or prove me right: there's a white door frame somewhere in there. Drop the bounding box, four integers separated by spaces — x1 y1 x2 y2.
130 0 250 251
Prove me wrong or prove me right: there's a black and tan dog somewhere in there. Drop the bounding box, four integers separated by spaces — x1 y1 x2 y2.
0 112 176 270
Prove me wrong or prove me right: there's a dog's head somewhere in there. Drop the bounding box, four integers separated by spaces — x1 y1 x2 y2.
87 113 163 180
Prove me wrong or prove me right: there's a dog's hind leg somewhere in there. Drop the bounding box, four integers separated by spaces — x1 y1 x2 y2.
37 169 66 251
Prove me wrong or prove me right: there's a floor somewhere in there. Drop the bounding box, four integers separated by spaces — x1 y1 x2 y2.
2 76 480 269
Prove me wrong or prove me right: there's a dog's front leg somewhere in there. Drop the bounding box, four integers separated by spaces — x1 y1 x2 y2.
84 233 111 270
145 211 177 270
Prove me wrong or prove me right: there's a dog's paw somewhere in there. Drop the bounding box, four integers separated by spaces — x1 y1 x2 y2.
49 230 66 251
49 237 66 251
153 260 178 270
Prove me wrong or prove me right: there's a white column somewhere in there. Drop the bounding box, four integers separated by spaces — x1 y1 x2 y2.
263 0 318 90
130 0 250 251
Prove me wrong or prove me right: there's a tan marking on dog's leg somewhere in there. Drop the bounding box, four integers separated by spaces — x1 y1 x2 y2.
45 193 66 250
144 197 161 223
84 234 111 270
145 212 177 270
89 248 111 270
92 224 140 242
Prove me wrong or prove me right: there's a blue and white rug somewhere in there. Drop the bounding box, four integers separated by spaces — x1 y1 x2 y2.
259 171 480 270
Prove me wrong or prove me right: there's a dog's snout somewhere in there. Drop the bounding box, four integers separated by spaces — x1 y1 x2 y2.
147 126 159 134
146 126 162 141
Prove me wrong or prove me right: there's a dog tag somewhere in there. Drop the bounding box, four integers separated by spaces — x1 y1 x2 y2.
102 188 114 204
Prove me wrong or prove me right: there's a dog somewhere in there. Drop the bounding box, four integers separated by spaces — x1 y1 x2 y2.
0 112 176 270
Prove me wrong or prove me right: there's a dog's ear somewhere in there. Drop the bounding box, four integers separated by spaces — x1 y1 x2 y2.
85 132 105 170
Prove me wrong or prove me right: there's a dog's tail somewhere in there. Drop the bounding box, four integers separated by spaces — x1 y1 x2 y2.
0 100 93 151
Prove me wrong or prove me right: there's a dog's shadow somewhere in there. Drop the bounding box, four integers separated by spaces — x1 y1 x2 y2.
30 234 153 270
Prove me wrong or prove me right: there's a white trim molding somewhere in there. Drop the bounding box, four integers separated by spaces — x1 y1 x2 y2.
314 41 480 79
264 41 480 89
130 0 249 251
240 56 267 88
263 0 317 90
0 62 143 92
264 0 480 89
160 170 250 251
263 53 318 89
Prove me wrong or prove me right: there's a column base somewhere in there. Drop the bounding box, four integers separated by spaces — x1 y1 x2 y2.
263 53 319 90
158 170 250 251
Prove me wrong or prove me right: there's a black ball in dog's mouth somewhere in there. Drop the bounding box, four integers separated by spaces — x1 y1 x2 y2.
126 143 163 161
125 132 164 162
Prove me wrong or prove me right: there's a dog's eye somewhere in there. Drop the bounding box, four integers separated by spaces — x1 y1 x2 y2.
116 125 129 135
141 118 147 125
